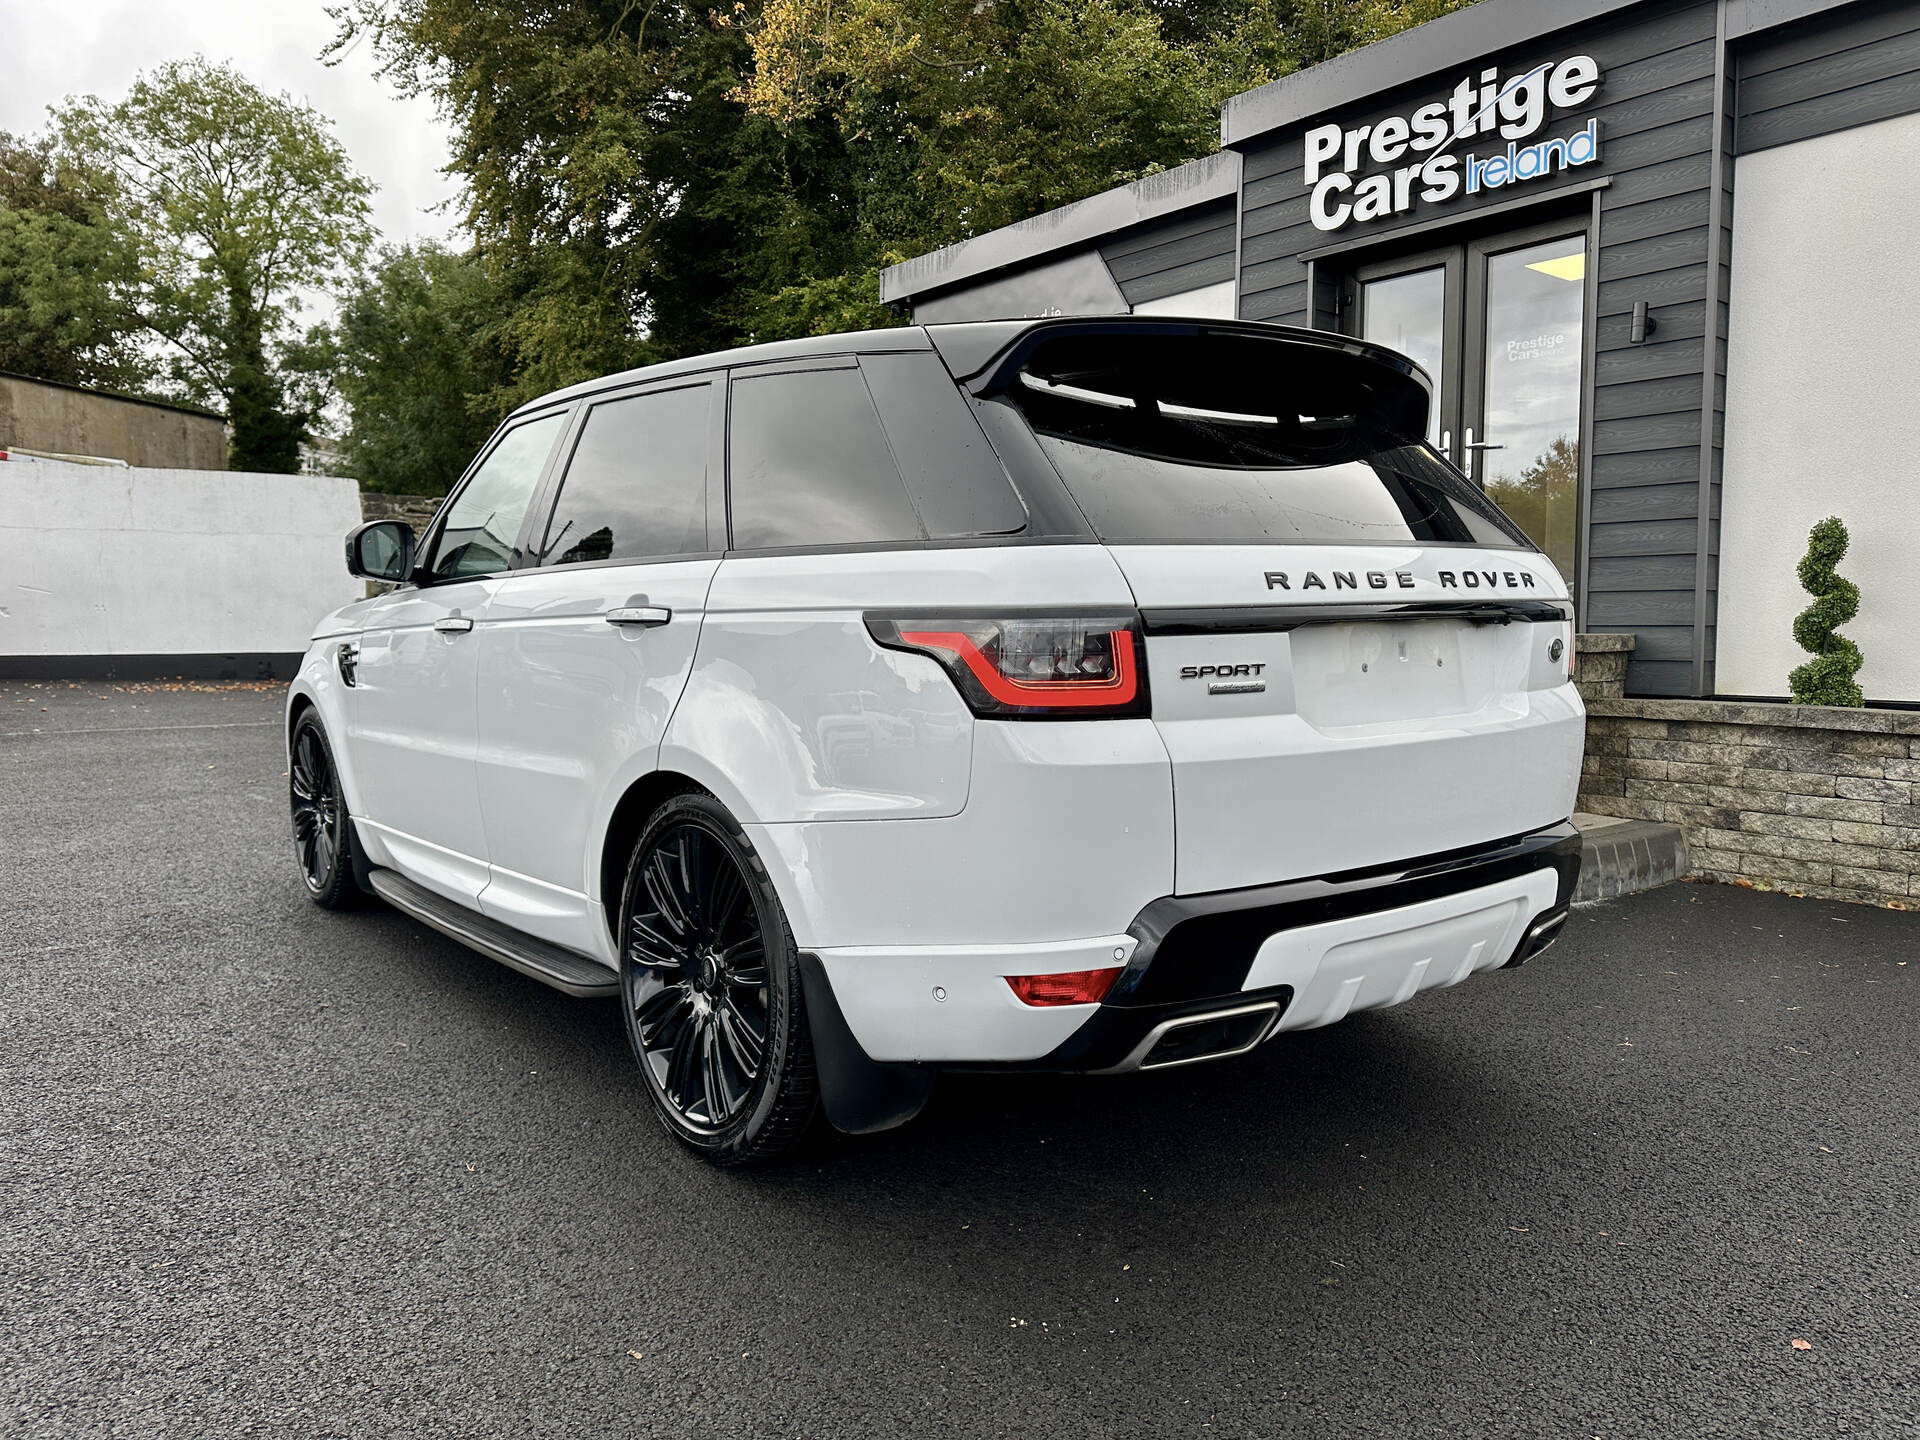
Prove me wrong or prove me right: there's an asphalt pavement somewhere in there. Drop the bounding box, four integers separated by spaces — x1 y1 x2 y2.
3 680 1916 1439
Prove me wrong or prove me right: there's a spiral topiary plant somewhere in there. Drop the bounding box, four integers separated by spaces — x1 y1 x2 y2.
1788 516 1864 707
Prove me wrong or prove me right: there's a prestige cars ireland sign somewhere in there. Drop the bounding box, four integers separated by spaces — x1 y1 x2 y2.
1305 56 1603 232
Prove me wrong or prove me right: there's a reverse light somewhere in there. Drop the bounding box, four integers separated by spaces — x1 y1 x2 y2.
866 613 1148 718
1005 967 1123 1007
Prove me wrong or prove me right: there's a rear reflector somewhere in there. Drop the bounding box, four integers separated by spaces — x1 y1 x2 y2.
1004 967 1122 1007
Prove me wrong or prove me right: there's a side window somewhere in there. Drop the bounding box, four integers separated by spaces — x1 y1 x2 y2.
426 412 568 581
536 383 712 566
728 366 926 549
860 352 1026 537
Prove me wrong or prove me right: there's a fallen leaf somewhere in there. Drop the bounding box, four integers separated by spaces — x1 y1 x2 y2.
1791 1339 1812 1351
628 1351 644 1360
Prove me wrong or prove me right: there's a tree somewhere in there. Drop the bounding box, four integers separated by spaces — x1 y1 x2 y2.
55 59 374 471
0 131 149 391
1788 515 1865 707
329 0 1479 421
318 242 513 496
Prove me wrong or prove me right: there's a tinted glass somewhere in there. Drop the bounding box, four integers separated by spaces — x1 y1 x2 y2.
859 352 1025 537
538 384 711 566
728 367 925 549
1000 331 1526 548
430 413 566 580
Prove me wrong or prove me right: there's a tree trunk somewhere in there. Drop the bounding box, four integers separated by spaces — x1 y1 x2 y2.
224 292 302 473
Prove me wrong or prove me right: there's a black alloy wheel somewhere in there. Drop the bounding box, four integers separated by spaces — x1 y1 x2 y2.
289 711 361 910
619 793 818 1164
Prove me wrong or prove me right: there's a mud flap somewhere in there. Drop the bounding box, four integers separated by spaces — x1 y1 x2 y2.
797 952 934 1135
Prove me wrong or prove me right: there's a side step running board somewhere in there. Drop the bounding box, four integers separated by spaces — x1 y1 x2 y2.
366 868 621 999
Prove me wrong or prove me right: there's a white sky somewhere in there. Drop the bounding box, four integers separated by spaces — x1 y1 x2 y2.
0 0 462 250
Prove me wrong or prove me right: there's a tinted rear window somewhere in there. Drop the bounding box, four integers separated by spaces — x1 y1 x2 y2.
998 331 1530 548
728 366 925 549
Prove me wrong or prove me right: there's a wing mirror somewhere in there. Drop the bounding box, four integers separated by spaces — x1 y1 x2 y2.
345 520 416 583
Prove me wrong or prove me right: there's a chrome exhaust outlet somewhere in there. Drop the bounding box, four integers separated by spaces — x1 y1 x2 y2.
1102 1000 1283 1074
1504 910 1568 969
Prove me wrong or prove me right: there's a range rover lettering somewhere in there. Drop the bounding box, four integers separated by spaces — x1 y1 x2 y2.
286 317 1584 1165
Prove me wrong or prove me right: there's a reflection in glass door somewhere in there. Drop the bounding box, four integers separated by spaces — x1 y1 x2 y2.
1344 223 1589 589
1468 235 1585 579
1361 267 1447 445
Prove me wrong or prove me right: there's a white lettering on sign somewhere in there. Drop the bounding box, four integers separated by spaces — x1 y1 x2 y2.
1304 56 1603 232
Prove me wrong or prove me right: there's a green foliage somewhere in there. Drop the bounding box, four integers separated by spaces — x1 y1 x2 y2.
317 243 514 496
54 58 374 470
0 132 149 392
323 0 1478 479
1788 516 1865 707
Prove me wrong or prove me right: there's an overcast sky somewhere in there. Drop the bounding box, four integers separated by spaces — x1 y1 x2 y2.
0 0 461 249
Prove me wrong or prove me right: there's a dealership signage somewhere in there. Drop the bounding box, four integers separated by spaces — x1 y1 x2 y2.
1305 56 1604 232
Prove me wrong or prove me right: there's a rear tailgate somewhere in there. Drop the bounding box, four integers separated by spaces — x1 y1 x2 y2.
1112 544 1582 895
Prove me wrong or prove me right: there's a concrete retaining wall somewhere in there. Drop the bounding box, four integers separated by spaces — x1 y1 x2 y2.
0 373 227 470
0 457 364 673
1579 697 1920 905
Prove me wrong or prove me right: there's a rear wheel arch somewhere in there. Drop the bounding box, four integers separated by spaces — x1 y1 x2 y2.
598 771 710 945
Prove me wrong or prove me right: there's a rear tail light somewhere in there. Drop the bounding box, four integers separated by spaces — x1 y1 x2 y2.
1005 967 1122 1006
866 613 1149 718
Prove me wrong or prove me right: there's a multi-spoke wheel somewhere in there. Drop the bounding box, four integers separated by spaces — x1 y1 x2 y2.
289 710 362 909
618 792 818 1164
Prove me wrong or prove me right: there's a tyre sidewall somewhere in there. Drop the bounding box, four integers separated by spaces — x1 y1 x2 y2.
617 793 812 1164
291 711 359 910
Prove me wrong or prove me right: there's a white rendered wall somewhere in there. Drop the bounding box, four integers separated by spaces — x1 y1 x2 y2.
1131 280 1237 319
1719 112 1920 703
0 459 365 657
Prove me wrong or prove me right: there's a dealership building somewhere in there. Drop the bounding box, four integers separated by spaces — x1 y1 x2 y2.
883 0 1920 705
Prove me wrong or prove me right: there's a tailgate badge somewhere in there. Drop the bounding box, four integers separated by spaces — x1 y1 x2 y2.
1180 662 1267 697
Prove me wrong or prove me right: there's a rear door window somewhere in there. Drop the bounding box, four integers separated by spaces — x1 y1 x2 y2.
727 365 925 550
537 382 713 566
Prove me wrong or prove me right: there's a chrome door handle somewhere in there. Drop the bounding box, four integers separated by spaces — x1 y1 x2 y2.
605 606 671 628
433 615 473 633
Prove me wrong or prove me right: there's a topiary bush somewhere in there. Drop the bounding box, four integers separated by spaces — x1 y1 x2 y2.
1788 515 1864 707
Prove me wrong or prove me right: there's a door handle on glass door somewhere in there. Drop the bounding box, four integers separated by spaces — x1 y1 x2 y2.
433 615 474 634
605 606 671 627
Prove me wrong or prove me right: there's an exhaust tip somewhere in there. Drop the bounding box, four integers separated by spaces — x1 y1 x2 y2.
1505 910 1568 969
1136 1001 1281 1071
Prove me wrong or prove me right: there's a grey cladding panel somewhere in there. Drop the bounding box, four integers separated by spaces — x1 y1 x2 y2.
1098 202 1236 305
1735 0 1920 151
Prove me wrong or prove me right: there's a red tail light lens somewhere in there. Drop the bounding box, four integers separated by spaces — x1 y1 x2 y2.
1005 967 1122 1006
866 614 1149 718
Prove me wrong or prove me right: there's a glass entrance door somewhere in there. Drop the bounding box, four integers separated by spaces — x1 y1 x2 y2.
1350 224 1589 584
1465 233 1586 578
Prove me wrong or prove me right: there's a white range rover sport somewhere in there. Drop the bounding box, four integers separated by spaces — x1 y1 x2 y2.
287 317 1585 1164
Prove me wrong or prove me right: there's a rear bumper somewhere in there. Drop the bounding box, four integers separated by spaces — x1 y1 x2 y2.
811 822 1580 1072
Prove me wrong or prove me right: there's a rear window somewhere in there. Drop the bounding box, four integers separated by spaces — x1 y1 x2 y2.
728 366 924 549
997 330 1530 548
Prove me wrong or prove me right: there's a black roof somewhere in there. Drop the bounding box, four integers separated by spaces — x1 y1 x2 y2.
509 315 1432 420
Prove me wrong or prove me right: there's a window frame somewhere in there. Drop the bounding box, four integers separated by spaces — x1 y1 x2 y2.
412 404 578 588
517 375 726 575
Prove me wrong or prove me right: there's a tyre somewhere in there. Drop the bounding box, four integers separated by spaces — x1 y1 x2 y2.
617 792 819 1165
289 710 362 911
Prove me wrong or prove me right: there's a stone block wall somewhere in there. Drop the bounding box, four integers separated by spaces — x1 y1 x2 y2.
1574 633 1635 704
359 491 443 531
1579 697 1920 905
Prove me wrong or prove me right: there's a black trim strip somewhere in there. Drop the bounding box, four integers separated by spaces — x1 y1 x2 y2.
1141 599 1572 635
0 652 303 682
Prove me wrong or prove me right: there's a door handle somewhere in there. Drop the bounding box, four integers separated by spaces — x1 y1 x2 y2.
433 615 473 634
605 606 671 628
